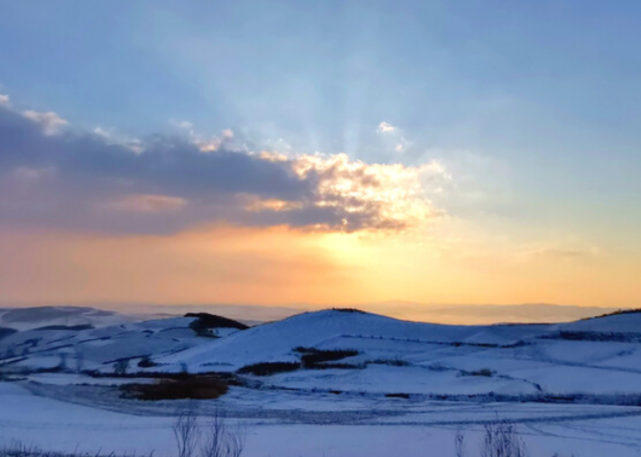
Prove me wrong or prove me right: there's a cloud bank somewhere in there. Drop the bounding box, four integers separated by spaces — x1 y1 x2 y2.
0 97 446 235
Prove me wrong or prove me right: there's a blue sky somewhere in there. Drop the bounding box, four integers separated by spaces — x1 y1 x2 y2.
3 1 640 151
0 1 640 309
2 2 640 180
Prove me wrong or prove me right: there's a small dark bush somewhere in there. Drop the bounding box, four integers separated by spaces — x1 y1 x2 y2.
331 308 366 313
137 356 157 368
461 368 494 377
366 358 410 367
114 359 129 375
543 331 641 342
237 361 301 376
122 376 229 400
386 393 411 399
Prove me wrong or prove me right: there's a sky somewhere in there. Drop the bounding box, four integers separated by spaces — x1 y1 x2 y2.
0 1 640 319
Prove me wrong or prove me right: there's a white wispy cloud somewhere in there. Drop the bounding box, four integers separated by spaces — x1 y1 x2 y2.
377 121 396 133
22 110 68 135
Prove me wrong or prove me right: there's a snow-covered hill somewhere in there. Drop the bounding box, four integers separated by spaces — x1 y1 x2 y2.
3 306 641 399
0 306 138 331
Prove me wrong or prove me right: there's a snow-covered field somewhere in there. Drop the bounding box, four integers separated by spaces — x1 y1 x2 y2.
2 306 641 456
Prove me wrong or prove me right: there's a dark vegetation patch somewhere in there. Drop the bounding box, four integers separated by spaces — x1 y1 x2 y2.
450 341 498 348
308 362 365 370
83 369 241 383
0 327 17 340
237 361 301 376
32 324 94 331
460 367 494 377
331 308 366 314
385 393 411 399
427 391 641 407
366 358 410 367
185 313 249 330
581 308 641 320
0 443 142 457
340 334 522 349
541 331 641 342
185 313 248 338
121 375 229 400
137 356 158 368
294 347 360 368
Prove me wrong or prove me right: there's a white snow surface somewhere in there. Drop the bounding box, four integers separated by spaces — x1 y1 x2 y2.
2 308 641 456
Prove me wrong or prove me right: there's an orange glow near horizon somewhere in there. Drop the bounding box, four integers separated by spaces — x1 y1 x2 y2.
1 221 640 322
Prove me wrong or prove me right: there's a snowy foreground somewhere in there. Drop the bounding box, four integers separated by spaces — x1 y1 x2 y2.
2 307 641 456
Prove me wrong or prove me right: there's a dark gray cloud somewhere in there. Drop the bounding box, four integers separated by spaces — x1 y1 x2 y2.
0 103 438 235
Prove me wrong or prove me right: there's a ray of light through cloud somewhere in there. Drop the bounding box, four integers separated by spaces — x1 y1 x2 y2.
0 0 640 314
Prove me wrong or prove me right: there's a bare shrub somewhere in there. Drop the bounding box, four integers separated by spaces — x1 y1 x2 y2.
173 404 200 457
114 359 129 376
171 405 246 457
199 409 246 457
57 353 68 371
454 430 466 457
481 420 529 457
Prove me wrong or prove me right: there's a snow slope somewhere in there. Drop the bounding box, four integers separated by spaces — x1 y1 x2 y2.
2 308 641 456
0 306 140 331
4 307 641 398
0 316 208 372
158 309 549 372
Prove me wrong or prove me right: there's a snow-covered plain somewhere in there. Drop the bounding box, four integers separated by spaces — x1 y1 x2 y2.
2 306 641 456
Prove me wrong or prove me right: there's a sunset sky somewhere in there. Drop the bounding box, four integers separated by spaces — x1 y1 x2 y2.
1 1 640 318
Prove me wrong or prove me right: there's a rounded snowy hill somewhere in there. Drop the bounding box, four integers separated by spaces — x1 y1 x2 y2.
0 306 135 331
157 309 550 373
559 310 641 333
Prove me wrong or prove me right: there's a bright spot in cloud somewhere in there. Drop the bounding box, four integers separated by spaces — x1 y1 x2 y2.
175 120 235 152
287 152 448 231
377 121 396 133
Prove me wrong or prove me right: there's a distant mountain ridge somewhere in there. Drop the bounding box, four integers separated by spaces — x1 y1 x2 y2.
0 302 625 329
0 306 138 330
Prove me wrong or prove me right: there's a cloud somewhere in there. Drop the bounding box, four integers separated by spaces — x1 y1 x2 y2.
107 194 187 213
0 94 9 106
377 121 411 153
174 119 234 152
22 110 68 135
93 127 143 153
0 98 447 235
377 121 396 133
